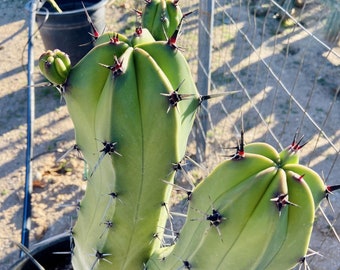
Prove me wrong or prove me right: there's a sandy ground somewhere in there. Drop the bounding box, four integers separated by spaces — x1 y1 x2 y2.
0 0 339 269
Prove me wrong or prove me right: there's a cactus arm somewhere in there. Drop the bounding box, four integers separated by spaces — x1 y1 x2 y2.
105 47 181 268
177 167 280 269
146 154 278 269
141 0 160 34
165 0 183 39
151 0 168 40
142 0 166 41
147 141 320 270
142 0 183 41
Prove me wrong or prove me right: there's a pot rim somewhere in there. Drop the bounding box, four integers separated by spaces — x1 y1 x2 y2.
25 0 108 16
11 232 72 269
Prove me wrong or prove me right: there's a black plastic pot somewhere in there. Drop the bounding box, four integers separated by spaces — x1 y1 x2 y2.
34 0 107 64
11 233 72 270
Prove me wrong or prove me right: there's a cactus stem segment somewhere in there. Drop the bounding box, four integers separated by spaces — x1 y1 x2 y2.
270 193 299 215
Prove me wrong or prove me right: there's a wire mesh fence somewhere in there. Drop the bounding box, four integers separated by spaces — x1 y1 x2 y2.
171 0 340 269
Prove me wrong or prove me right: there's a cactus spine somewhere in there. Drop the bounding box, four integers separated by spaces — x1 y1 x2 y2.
38 1 339 269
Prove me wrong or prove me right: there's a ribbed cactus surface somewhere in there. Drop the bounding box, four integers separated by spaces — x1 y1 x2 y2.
64 28 199 269
146 135 331 270
37 1 338 269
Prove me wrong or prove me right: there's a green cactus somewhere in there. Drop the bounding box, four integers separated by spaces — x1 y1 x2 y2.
146 133 334 270
39 49 71 85
65 27 199 269
37 1 339 269
141 0 183 41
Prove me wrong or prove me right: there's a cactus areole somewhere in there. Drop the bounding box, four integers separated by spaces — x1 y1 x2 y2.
37 1 338 269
